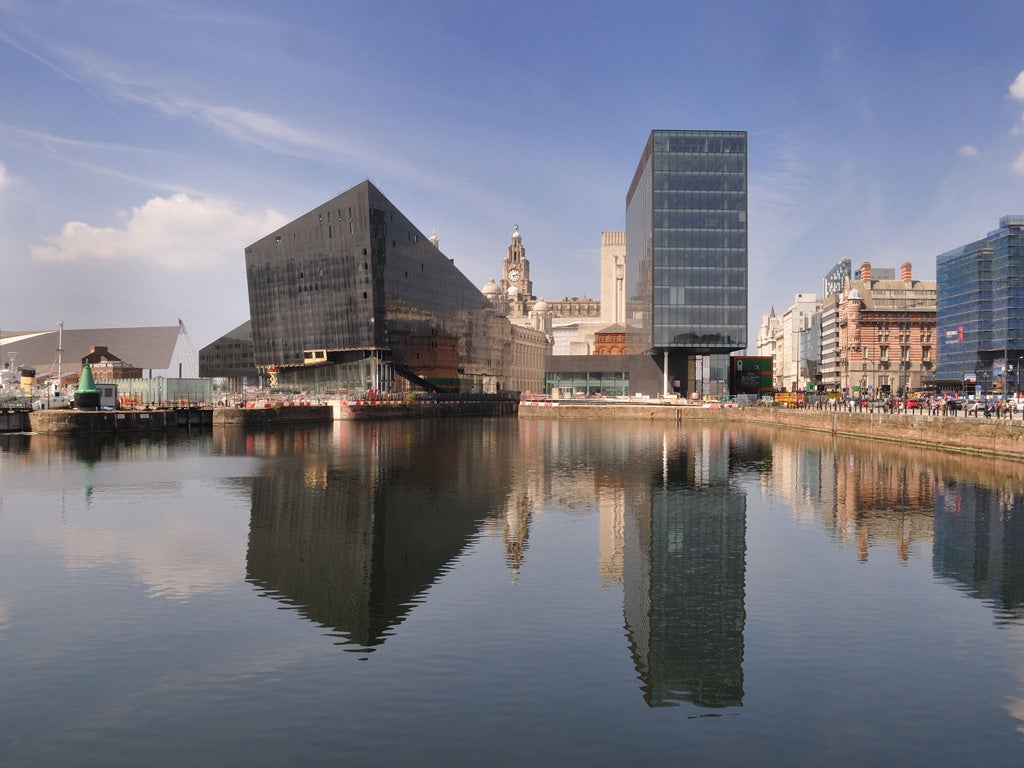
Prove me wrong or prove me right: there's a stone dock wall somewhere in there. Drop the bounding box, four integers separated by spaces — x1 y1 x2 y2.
28 407 213 434
518 401 1024 459
212 405 332 426
18 397 519 433
332 397 519 420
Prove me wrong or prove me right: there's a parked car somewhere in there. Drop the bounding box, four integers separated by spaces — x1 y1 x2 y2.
904 398 922 409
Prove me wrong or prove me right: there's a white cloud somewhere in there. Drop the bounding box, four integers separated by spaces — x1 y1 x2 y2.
0 160 11 188
1011 71 1024 100
31 193 287 269
1012 152 1024 177
957 145 980 158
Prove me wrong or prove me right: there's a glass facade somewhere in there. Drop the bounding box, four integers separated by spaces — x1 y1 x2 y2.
626 130 748 354
936 216 1024 389
545 370 629 398
823 258 852 299
245 181 506 392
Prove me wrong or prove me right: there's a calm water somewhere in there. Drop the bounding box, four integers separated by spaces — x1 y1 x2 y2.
2 418 1024 767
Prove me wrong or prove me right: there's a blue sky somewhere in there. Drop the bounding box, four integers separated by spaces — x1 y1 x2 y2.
2 0 1024 350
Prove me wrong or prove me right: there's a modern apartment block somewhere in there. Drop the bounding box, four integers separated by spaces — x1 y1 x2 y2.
819 258 853 391
936 215 1024 392
625 130 748 395
818 295 841 391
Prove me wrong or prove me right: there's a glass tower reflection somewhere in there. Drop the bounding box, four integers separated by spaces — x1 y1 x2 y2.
934 483 1024 625
624 428 751 708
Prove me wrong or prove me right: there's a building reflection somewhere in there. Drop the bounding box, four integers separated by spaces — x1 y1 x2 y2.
753 424 1024 624
934 482 1024 625
622 427 757 709
759 427 936 561
243 420 517 652
488 420 756 709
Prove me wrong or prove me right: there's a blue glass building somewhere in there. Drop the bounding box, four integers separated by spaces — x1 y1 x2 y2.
625 130 747 394
936 216 1024 391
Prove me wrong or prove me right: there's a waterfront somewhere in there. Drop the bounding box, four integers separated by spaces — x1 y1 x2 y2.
2 419 1024 766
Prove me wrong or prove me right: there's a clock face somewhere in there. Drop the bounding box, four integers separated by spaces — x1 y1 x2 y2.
508 268 521 282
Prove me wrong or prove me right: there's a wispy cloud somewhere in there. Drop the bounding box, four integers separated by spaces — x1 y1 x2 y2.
31 193 287 269
0 121 176 157
957 145 979 158
59 47 421 179
1012 152 1024 178
0 26 106 103
748 143 822 266
0 122 197 194
1010 72 1024 162
0 159 10 188
1011 71 1024 100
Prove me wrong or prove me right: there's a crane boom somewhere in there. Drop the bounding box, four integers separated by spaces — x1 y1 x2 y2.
177 318 199 378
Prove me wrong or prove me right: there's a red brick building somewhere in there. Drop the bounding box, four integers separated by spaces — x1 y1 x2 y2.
838 262 936 395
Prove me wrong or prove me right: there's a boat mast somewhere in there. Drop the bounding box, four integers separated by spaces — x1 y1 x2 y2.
56 320 63 393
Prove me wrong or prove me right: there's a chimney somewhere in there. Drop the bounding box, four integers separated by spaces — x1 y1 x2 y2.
860 262 872 282
901 262 912 283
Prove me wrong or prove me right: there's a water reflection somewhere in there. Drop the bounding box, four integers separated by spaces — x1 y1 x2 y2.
754 424 1024 623
0 431 256 600
10 420 1024 762
512 422 762 708
622 428 755 709
15 420 1022 695
242 420 518 652
934 483 1024 625
228 419 1024 700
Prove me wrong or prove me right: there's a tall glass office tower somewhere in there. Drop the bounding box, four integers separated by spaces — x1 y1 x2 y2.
626 130 748 394
936 216 1024 390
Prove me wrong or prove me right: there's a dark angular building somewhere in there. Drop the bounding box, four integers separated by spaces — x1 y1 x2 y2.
198 320 258 385
625 130 748 395
244 180 507 393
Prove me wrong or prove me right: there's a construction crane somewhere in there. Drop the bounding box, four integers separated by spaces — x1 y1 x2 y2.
177 319 199 378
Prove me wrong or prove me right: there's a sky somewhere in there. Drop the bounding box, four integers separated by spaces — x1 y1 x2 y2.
2 0 1024 351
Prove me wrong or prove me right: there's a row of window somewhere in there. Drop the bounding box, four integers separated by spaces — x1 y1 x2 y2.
655 174 746 192
659 135 746 155
653 190 746 211
653 154 746 174
654 210 746 229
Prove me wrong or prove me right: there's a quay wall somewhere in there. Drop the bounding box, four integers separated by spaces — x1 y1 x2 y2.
332 397 518 420
12 397 520 434
213 405 332 427
30 409 174 434
1 410 29 432
518 401 1024 459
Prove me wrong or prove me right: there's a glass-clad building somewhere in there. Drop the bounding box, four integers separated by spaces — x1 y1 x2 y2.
245 180 507 393
625 130 747 394
936 216 1024 391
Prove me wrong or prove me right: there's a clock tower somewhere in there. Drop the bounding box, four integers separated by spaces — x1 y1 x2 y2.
501 225 534 301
